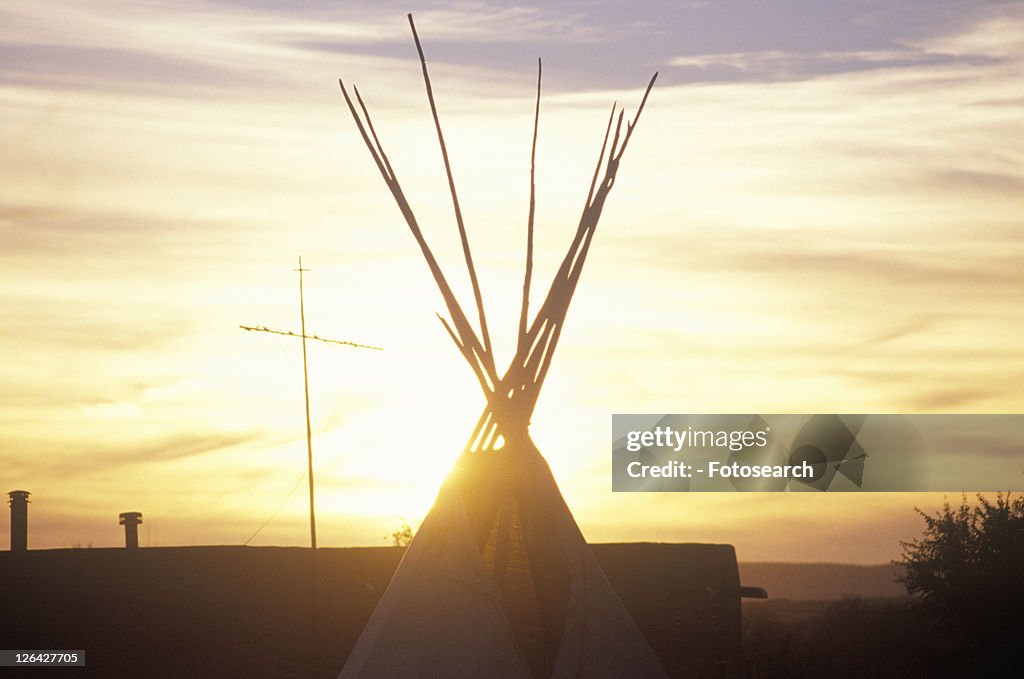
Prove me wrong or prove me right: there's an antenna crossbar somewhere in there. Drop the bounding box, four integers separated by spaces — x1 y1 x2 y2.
240 325 383 351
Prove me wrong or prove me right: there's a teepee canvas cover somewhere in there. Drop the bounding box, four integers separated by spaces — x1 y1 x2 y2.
338 15 664 679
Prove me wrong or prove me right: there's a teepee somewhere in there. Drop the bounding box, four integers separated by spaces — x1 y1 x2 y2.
337 15 664 679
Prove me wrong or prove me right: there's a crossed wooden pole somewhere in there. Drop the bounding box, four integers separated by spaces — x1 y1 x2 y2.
241 257 382 549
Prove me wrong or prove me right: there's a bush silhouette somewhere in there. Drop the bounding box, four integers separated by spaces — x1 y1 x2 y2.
386 520 413 547
896 492 1024 666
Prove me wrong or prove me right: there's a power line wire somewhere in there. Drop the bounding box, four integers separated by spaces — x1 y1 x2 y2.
242 469 307 546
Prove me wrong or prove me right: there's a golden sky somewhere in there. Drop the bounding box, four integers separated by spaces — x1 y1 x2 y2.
2 1 1022 562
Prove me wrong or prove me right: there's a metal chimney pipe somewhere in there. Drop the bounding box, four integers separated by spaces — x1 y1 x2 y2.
119 512 143 549
8 490 30 552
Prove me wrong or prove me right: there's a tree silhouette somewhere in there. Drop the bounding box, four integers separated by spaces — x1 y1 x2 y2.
386 520 413 548
896 492 1024 666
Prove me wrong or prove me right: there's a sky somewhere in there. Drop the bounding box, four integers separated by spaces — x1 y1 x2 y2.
2 0 1022 562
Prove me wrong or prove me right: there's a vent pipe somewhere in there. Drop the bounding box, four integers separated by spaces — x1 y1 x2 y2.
8 490 30 552
119 512 143 549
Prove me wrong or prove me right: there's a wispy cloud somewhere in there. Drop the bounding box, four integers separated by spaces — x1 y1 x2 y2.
667 48 985 81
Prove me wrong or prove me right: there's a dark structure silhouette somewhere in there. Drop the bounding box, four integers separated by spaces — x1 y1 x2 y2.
8 489 29 552
0 543 751 678
119 512 143 549
337 13 661 679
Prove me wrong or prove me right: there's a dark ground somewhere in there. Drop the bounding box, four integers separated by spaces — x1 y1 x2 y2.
3 545 1012 678
1 543 744 678
742 596 1022 678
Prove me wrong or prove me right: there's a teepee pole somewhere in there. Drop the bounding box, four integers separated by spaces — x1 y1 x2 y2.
517 74 657 398
518 59 542 352
466 76 656 449
339 18 655 451
408 14 495 365
338 80 498 391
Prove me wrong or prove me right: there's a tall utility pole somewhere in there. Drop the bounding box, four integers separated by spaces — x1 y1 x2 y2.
242 257 382 549
296 257 316 550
